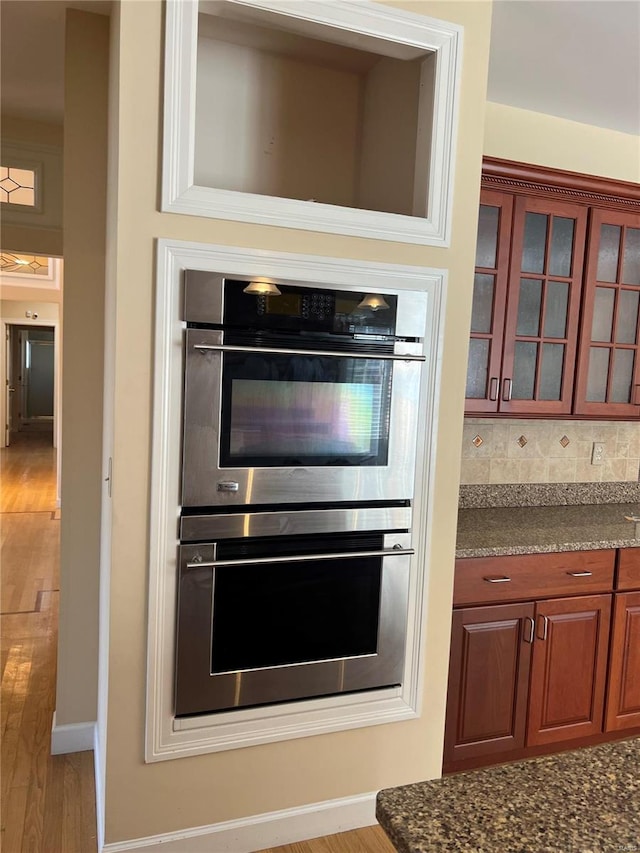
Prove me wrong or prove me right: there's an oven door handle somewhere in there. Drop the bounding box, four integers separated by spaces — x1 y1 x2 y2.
186 546 415 570
192 343 426 362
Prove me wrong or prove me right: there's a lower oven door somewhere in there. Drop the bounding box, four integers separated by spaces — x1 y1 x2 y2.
175 532 412 716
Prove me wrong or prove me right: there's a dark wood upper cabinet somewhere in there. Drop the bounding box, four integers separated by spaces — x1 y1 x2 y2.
465 159 640 419
466 193 587 414
501 197 587 414
465 190 513 412
575 208 640 417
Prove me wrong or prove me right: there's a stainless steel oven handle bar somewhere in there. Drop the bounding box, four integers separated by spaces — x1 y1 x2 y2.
193 343 426 363
186 546 415 570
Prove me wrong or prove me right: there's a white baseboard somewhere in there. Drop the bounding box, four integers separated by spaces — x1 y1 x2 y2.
50 710 96 755
101 791 378 853
94 724 105 852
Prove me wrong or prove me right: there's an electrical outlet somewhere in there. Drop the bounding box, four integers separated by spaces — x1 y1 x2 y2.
591 442 605 465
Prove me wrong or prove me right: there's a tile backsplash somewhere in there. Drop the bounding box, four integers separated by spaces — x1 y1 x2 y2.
461 419 640 484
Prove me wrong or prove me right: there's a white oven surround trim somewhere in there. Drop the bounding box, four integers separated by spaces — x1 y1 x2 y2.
161 0 462 246
146 238 446 761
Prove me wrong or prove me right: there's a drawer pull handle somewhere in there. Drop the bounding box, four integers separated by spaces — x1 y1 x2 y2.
566 571 592 577
484 576 511 583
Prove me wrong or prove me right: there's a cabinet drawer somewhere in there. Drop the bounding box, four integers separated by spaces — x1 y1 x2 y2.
453 550 615 607
617 549 640 591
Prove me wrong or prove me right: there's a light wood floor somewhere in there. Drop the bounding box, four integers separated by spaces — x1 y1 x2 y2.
1 431 97 853
0 431 395 853
260 825 396 853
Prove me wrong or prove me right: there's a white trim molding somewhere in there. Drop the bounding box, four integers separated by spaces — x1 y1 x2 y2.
94 723 106 853
0 256 62 289
161 0 462 246
1 140 63 228
102 791 376 853
50 711 96 755
146 239 446 762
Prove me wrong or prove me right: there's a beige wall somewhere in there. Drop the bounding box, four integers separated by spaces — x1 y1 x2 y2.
0 299 60 321
1 114 63 148
0 114 64 257
0 284 62 303
195 33 363 206
56 9 109 727
358 55 422 215
484 101 640 183
101 0 491 843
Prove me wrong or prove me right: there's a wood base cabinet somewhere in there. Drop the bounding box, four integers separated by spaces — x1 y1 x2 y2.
526 594 611 746
605 591 640 732
444 549 640 773
444 594 612 767
444 603 534 765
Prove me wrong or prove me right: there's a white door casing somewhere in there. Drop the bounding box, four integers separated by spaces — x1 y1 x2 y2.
4 324 12 446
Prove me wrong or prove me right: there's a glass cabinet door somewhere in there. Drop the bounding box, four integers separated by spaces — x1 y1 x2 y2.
465 190 513 412
575 209 640 416
499 197 588 414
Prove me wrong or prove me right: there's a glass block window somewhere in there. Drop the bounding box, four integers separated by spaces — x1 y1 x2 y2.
0 166 36 206
0 252 49 275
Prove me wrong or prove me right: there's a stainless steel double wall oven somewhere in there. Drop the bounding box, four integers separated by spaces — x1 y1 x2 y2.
176 271 427 716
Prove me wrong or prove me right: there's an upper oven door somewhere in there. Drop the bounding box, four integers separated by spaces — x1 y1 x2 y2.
181 330 425 507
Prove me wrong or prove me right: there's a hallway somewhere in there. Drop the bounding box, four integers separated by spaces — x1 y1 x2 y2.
0 431 97 852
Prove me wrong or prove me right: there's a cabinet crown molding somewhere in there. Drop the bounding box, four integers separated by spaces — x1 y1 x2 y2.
482 157 640 213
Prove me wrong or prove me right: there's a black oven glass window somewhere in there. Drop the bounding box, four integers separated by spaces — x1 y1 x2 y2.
210 556 382 673
220 353 392 467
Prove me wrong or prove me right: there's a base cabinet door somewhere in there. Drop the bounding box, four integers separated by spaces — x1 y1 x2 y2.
444 603 534 766
605 591 640 732
527 594 612 747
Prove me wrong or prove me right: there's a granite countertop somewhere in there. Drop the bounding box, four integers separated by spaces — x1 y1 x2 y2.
456 502 640 558
376 738 640 853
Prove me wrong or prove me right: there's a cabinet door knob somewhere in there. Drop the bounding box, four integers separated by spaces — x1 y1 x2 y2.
489 377 499 401
501 377 513 402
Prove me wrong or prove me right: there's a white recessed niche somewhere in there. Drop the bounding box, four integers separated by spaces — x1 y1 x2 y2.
196 9 430 216
162 0 463 245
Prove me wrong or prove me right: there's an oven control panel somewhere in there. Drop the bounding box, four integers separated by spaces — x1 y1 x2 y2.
183 271 404 339
255 290 335 322
223 279 397 337
302 291 334 321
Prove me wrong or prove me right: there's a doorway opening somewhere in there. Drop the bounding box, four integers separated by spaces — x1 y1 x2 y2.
6 323 55 448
